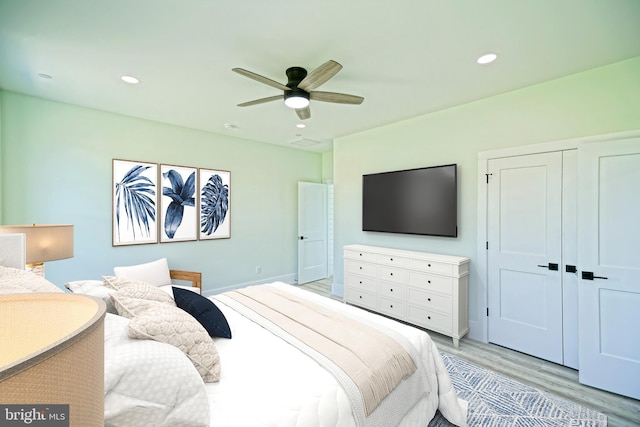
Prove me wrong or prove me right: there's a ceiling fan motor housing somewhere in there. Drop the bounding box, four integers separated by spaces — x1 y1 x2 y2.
285 66 308 88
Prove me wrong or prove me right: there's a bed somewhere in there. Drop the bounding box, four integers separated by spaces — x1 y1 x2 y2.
0 254 468 427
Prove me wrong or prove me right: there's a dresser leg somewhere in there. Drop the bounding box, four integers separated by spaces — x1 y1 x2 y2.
452 338 459 348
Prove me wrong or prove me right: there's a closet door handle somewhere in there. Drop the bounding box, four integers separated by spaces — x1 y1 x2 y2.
582 271 608 280
537 263 559 271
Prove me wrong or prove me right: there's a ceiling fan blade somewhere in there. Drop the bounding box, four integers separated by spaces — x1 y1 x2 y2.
310 91 364 105
232 68 290 91
237 95 283 107
298 60 343 92
296 106 311 120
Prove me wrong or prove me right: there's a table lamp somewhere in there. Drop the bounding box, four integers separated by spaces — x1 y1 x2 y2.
0 224 73 276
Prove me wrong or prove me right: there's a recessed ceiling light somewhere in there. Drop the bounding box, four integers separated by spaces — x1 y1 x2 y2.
223 123 237 130
296 123 306 129
38 73 52 79
120 75 140 84
477 53 498 65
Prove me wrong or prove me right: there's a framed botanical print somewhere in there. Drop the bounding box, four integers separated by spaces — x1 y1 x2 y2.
198 168 231 240
159 164 198 243
112 159 158 246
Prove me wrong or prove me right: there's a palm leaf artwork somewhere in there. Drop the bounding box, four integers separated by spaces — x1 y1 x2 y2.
200 174 229 236
162 169 196 239
115 164 156 242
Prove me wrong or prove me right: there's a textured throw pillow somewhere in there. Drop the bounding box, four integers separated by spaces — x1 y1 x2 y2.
115 295 220 382
173 287 232 339
0 265 63 294
113 282 175 306
113 258 172 286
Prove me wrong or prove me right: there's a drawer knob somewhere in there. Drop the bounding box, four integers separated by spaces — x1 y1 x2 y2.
427 316 431 320
390 304 393 308
428 263 431 267
359 253 363 256
427 298 431 302
428 280 431 284
390 258 393 261
390 272 393 276
359 281 362 284
359 266 362 270
359 295 363 299
390 288 393 292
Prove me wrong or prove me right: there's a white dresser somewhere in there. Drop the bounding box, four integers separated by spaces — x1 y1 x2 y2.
343 244 470 346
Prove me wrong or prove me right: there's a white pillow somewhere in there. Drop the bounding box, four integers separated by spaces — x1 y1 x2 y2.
65 279 117 314
114 258 171 286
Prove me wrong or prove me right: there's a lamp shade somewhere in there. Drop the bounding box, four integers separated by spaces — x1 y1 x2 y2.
0 225 73 264
0 293 106 426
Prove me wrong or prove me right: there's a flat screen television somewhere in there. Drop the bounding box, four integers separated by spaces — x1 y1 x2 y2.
362 164 457 237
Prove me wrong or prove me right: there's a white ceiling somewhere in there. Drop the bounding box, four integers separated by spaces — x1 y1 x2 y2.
1 1 639 153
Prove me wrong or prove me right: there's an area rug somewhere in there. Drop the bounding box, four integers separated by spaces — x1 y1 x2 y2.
428 352 607 427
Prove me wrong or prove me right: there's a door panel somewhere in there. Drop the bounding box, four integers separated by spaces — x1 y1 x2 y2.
487 152 563 364
297 182 328 285
561 150 579 369
578 138 640 399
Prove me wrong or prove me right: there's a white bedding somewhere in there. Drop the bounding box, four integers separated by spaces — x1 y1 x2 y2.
208 283 468 427
103 314 210 427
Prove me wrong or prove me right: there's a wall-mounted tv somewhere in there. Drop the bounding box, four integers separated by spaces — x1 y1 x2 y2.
362 164 457 237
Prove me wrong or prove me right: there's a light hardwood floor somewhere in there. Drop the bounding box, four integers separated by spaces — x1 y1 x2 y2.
299 278 640 427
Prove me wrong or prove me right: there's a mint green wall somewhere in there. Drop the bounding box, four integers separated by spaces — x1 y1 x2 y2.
0 92 322 292
333 56 640 331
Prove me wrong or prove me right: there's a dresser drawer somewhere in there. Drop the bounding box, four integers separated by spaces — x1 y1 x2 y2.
407 258 453 275
345 288 376 310
408 271 453 295
379 281 405 300
378 296 405 319
345 260 377 278
379 265 404 284
408 288 451 313
377 254 407 267
345 274 377 290
407 305 452 334
344 249 378 263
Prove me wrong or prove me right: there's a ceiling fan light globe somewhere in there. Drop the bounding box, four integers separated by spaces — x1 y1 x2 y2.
284 96 310 109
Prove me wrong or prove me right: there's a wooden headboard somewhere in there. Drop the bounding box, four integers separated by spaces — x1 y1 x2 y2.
169 270 202 291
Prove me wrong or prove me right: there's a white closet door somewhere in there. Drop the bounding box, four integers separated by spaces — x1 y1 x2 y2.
487 152 563 363
578 137 640 399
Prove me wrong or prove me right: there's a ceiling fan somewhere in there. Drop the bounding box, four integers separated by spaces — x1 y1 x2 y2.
232 60 364 120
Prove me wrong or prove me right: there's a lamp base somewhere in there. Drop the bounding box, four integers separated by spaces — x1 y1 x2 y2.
25 262 45 277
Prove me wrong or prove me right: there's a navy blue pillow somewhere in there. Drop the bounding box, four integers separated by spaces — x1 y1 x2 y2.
172 287 232 339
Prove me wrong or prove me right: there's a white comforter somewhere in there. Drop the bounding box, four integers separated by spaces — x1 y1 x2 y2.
103 314 210 427
208 283 468 427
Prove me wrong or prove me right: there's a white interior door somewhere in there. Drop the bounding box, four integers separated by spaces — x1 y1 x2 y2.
487 152 564 363
578 137 640 399
297 182 328 285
